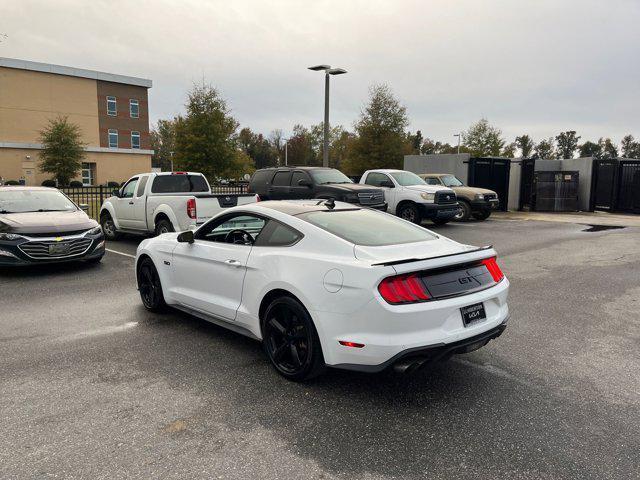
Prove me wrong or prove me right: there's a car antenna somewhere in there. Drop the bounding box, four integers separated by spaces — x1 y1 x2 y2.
324 198 335 210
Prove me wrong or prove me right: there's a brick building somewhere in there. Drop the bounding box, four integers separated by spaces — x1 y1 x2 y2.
0 57 153 186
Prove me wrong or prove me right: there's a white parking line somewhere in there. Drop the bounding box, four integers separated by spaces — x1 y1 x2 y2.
106 248 136 259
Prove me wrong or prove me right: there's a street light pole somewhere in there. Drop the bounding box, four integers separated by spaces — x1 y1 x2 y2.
454 134 461 154
309 65 347 167
285 140 288 166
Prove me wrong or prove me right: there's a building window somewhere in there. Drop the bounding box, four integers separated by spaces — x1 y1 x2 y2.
108 129 118 148
131 131 140 149
129 99 139 118
81 163 96 186
107 96 117 116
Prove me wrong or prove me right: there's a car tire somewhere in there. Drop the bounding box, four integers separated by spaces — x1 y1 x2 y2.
454 201 472 222
472 209 492 221
155 218 174 236
397 203 422 224
100 213 120 240
262 296 326 382
137 257 166 312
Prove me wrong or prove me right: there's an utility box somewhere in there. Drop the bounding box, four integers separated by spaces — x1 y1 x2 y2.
591 158 640 213
532 171 579 212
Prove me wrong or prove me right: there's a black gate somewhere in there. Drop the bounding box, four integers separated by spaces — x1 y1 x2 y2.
591 159 618 211
467 158 510 211
519 158 535 210
617 160 640 213
531 171 579 212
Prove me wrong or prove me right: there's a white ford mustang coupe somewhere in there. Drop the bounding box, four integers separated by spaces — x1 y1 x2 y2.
135 200 509 381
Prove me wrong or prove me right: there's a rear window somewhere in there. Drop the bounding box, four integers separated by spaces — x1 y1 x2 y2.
151 174 209 193
299 209 437 246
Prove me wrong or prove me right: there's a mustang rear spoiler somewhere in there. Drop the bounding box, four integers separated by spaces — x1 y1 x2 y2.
371 245 494 267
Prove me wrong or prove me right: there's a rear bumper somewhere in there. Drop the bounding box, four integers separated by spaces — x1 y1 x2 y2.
418 203 460 219
311 277 510 371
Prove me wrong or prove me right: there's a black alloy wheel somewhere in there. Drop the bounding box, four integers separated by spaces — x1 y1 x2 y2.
137 258 166 312
398 203 421 224
263 296 325 381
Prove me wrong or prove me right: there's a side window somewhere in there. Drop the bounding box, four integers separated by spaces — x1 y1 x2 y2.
129 99 139 118
425 177 441 185
197 214 267 243
255 220 302 247
108 129 118 148
122 178 138 198
135 176 149 197
131 131 140 149
364 172 389 187
290 171 309 186
107 96 117 116
272 171 291 187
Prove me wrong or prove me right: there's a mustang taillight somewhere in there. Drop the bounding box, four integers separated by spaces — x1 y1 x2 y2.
378 273 430 305
187 198 197 219
481 256 504 283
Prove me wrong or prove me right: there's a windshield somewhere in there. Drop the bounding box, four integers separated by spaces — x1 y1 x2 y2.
441 175 464 187
390 171 427 186
309 169 353 185
0 189 77 214
299 209 437 246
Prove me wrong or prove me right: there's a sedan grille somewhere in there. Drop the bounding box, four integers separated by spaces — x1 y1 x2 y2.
357 191 385 205
435 191 457 205
18 238 93 259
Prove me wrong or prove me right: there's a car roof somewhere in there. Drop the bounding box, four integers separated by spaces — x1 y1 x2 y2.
366 169 403 173
256 166 333 172
248 200 359 216
0 186 57 191
419 173 452 177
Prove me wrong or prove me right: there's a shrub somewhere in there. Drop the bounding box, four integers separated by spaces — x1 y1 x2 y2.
4 180 19 185
41 179 57 187
68 180 84 188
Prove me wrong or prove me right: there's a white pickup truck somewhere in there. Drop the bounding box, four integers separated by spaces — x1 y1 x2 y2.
359 169 459 225
99 172 258 240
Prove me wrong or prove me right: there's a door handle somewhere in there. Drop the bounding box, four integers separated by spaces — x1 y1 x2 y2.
224 259 242 267
128 201 134 205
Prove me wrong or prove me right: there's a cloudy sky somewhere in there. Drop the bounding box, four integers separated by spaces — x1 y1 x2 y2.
2 0 640 146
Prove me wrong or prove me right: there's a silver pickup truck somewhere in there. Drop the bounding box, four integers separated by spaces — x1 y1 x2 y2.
99 172 257 239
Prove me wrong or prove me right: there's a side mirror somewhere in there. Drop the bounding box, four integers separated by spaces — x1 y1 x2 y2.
298 179 312 188
177 230 194 243
112 189 121 197
380 180 395 188
79 203 89 211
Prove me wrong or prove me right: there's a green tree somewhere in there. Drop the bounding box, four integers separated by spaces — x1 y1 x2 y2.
555 131 580 159
173 83 239 181
501 142 517 157
598 138 618 159
407 130 423 154
515 134 535 158
286 124 316 166
237 127 277 169
462 118 505 157
621 135 640 158
347 84 410 175
533 138 555 159
150 119 176 171
578 141 601 158
38 116 86 186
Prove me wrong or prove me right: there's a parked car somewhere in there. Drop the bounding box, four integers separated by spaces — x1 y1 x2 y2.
360 169 459 225
99 172 258 240
135 199 510 381
247 167 387 210
0 186 105 266
420 173 499 221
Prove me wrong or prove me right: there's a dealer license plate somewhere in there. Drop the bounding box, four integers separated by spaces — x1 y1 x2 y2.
460 302 486 327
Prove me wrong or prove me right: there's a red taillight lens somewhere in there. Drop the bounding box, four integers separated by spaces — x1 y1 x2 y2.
481 257 504 283
378 273 430 305
187 198 197 219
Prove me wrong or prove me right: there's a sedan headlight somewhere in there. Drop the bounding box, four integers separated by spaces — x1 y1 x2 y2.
474 193 485 200
0 233 24 241
87 225 103 236
420 192 435 202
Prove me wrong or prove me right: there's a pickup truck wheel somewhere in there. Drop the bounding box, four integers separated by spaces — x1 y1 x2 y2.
397 203 421 224
454 201 472 222
155 219 174 236
472 209 492 221
100 213 120 240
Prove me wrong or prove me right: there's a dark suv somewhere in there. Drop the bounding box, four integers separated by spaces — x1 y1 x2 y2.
248 167 387 210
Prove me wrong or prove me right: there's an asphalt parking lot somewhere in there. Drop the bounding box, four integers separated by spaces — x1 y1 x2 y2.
1 218 638 479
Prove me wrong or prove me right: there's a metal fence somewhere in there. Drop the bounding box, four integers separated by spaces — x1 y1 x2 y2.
61 183 249 221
